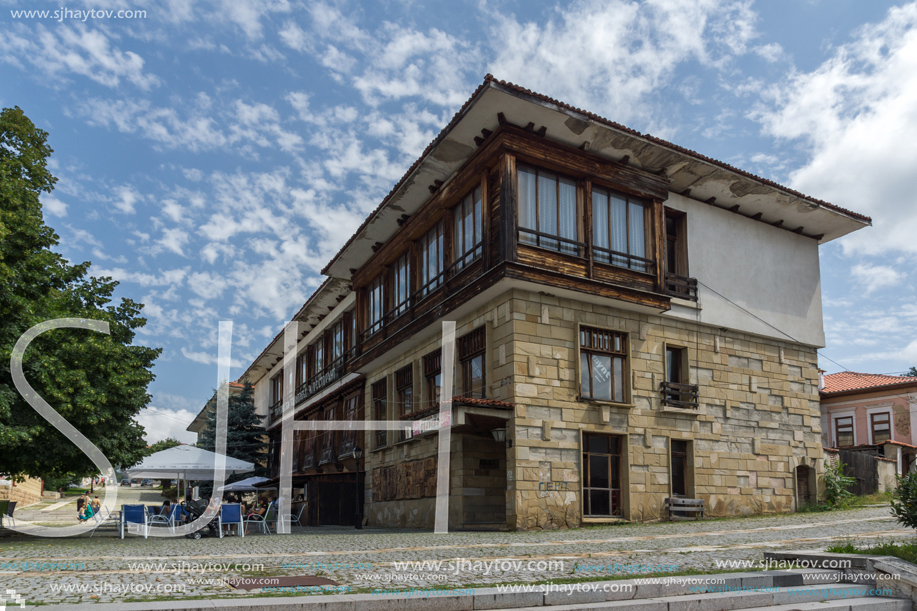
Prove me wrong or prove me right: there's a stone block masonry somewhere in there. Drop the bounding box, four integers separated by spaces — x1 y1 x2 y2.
505 288 823 529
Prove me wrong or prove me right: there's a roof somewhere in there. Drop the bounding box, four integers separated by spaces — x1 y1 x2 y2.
323 74 871 278
453 396 514 409
821 371 917 396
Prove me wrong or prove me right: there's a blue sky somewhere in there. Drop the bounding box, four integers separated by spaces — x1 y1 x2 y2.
2 0 915 443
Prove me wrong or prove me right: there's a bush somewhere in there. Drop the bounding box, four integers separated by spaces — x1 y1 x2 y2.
891 470 917 528
824 461 856 509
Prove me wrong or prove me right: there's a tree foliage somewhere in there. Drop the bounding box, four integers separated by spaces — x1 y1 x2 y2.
906 366 917 377
198 381 267 495
0 106 159 479
823 461 856 509
147 437 182 455
891 470 917 529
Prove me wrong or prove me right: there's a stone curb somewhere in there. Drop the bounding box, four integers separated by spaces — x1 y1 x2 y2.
20 571 851 611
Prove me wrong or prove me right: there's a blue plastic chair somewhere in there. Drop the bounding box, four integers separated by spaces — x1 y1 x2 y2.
121 504 148 538
219 503 244 538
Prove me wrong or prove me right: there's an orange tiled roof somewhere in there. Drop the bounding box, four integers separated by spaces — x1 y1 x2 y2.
822 371 917 395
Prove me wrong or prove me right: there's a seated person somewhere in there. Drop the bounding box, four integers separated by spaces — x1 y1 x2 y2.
90 495 102 514
78 501 95 522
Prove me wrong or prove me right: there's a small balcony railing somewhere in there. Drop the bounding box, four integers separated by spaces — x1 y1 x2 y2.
661 381 699 409
664 273 698 301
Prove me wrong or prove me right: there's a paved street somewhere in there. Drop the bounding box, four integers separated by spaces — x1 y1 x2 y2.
0 503 913 606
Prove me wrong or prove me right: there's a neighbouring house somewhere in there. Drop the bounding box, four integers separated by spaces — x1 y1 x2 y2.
186 381 246 444
820 371 917 476
241 75 871 530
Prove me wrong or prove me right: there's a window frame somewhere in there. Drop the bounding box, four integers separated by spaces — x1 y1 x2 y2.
395 365 414 418
453 186 483 271
582 432 623 518
372 379 388 449
391 252 411 319
591 184 653 273
458 327 486 398
366 274 385 337
835 415 855 448
418 221 445 299
424 350 443 407
578 325 629 405
870 411 891 445
517 164 582 256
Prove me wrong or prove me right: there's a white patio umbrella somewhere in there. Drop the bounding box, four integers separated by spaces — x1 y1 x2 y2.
217 476 274 492
127 445 254 500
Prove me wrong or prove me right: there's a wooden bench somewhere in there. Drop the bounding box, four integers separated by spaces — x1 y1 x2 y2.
665 497 705 520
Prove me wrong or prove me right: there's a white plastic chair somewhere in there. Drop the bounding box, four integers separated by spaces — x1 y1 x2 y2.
244 502 273 534
282 504 306 529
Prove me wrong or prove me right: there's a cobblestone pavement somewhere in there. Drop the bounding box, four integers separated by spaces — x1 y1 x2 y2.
0 505 912 606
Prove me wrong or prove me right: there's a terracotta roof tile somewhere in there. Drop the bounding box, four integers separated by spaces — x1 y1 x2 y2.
452 396 514 409
822 371 917 395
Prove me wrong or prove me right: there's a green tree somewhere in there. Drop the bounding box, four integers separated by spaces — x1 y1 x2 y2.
892 470 917 529
198 381 267 495
0 106 159 480
147 437 182 455
906 366 917 377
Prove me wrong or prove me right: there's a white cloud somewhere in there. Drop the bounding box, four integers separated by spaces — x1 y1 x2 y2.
93 266 188 287
850 263 906 294
0 23 159 89
43 196 68 217
754 2 917 255
486 0 759 127
135 406 198 444
188 271 228 300
157 228 190 256
113 185 141 214
181 347 246 368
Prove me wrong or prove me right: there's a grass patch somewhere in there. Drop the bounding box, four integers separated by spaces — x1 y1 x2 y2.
825 540 917 564
850 491 894 507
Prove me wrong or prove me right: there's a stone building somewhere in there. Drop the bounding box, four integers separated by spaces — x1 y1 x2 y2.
242 76 870 529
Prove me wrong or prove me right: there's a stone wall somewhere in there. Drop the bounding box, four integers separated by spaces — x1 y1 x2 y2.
503 288 823 529
363 292 516 530
0 476 44 505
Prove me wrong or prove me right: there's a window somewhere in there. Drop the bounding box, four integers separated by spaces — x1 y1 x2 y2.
340 394 359 456
662 345 697 409
373 379 387 449
582 433 622 517
579 327 627 403
871 412 891 444
419 222 444 298
348 309 357 357
296 352 308 390
453 187 483 270
518 165 579 255
320 404 336 464
366 275 384 336
396 365 413 442
330 320 344 369
270 374 284 408
396 366 413 417
671 440 688 497
593 186 650 272
835 416 854 448
666 346 683 384
665 209 688 276
302 427 316 469
311 337 325 381
459 327 485 398
392 252 411 317
424 351 443 406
